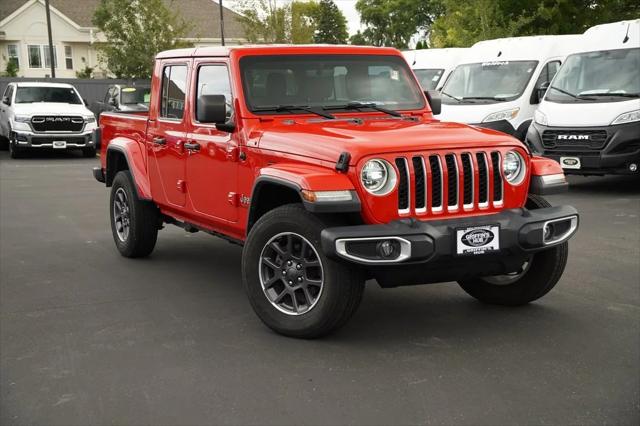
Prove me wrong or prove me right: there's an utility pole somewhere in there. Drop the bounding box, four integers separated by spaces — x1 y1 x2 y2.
45 0 55 78
218 0 226 46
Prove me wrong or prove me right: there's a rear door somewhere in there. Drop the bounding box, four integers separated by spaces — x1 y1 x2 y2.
185 60 239 222
147 61 190 208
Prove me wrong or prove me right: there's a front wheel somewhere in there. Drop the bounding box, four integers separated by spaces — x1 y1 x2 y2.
242 204 365 338
457 194 569 305
110 170 159 258
9 141 24 159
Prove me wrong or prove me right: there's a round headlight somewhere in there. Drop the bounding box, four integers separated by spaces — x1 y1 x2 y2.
502 151 526 185
361 159 396 195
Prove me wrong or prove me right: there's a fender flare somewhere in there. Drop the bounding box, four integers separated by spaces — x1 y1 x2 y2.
106 138 152 200
529 156 568 195
247 164 360 230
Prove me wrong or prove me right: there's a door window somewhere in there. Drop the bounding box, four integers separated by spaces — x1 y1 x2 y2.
195 65 234 121
3 85 14 104
531 60 561 103
160 65 188 119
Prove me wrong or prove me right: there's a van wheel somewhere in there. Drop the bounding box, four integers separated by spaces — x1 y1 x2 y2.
110 170 159 258
82 146 96 158
242 204 365 338
457 194 568 305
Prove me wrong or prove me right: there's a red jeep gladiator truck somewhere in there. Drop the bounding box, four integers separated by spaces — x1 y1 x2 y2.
93 45 579 338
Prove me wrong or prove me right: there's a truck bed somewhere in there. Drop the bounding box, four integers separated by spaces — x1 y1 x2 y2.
99 112 149 169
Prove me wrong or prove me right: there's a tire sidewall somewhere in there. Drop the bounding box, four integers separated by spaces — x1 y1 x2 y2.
110 171 141 257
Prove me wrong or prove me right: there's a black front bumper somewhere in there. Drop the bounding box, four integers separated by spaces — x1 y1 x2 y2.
526 121 640 175
321 206 578 287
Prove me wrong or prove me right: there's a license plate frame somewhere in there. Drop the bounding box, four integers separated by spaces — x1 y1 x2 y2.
456 224 500 256
52 140 67 149
560 156 581 170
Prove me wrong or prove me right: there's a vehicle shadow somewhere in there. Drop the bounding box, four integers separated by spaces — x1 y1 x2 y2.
0 149 91 161
567 174 640 195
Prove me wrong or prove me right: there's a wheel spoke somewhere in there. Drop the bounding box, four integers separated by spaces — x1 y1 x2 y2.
262 257 280 271
273 290 288 304
263 275 281 289
291 291 300 313
302 287 314 307
270 242 286 258
304 260 320 268
306 278 322 286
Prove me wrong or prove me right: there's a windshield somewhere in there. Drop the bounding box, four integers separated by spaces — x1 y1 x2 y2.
240 55 425 113
442 61 538 104
15 86 82 104
546 48 640 103
121 87 151 105
414 69 445 90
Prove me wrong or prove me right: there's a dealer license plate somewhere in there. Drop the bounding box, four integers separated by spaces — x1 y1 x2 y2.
52 140 67 149
560 156 581 169
456 225 500 255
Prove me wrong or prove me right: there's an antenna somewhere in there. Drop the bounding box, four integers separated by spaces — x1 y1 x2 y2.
623 23 630 43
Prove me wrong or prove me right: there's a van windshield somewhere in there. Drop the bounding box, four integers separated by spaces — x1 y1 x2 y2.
414 69 444 90
546 48 640 103
15 86 82 104
240 55 425 113
442 61 538 104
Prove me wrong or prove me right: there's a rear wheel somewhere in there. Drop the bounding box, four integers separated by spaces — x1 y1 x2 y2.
457 194 569 305
242 204 365 338
110 170 159 258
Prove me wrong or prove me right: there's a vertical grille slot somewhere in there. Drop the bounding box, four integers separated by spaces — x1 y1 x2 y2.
395 158 410 213
476 152 489 206
428 155 443 210
491 152 503 203
461 153 473 207
412 156 426 211
445 154 458 208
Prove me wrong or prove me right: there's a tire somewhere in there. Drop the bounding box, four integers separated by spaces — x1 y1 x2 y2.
82 146 97 158
109 170 159 258
242 204 365 338
9 141 23 159
457 194 568 306
0 135 8 151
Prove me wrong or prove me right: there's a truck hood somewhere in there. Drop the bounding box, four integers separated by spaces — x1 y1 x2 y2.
256 117 521 164
12 103 93 117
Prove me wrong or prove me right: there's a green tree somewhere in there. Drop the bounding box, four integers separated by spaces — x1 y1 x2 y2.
355 0 444 48
430 0 640 48
314 0 349 44
349 30 372 46
236 0 319 44
4 57 19 77
93 0 192 78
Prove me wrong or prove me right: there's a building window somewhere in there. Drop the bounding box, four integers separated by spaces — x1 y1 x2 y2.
7 44 19 68
28 45 41 68
64 46 73 70
28 45 57 69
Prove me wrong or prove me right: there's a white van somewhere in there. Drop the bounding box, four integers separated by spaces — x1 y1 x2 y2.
437 35 582 141
403 48 467 91
527 20 640 175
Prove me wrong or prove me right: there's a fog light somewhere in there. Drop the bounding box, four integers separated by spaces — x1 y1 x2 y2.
543 223 554 242
629 163 638 172
377 239 401 259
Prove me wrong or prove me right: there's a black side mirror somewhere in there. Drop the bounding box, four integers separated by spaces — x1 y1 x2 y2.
2 96 11 105
533 81 550 104
425 90 441 115
108 97 117 107
197 94 235 132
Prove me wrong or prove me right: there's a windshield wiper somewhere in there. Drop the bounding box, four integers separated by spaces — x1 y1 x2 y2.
549 86 596 101
441 91 461 101
580 92 640 98
252 105 335 119
461 96 508 101
323 102 402 117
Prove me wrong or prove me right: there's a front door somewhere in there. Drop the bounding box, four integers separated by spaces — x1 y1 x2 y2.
148 62 190 207
185 62 238 222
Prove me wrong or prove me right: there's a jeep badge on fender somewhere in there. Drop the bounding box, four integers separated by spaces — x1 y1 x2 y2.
93 45 579 338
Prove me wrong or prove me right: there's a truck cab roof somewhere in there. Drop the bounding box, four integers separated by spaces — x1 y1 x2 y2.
12 82 77 89
155 44 403 59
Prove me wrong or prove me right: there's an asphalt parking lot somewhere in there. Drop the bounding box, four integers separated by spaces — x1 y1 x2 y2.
0 151 638 426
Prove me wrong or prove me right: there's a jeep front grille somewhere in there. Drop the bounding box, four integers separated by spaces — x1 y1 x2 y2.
395 151 504 215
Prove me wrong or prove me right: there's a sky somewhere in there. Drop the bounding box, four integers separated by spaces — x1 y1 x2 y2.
219 0 363 35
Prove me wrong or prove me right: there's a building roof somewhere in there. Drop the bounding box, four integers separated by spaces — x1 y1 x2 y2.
0 0 245 39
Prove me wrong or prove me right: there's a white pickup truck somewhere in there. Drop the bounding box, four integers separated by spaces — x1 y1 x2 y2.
0 82 97 158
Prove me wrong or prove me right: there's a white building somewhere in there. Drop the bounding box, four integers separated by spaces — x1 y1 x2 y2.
0 0 246 78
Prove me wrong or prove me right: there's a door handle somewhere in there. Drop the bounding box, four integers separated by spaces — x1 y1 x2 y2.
184 142 201 151
153 137 166 145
